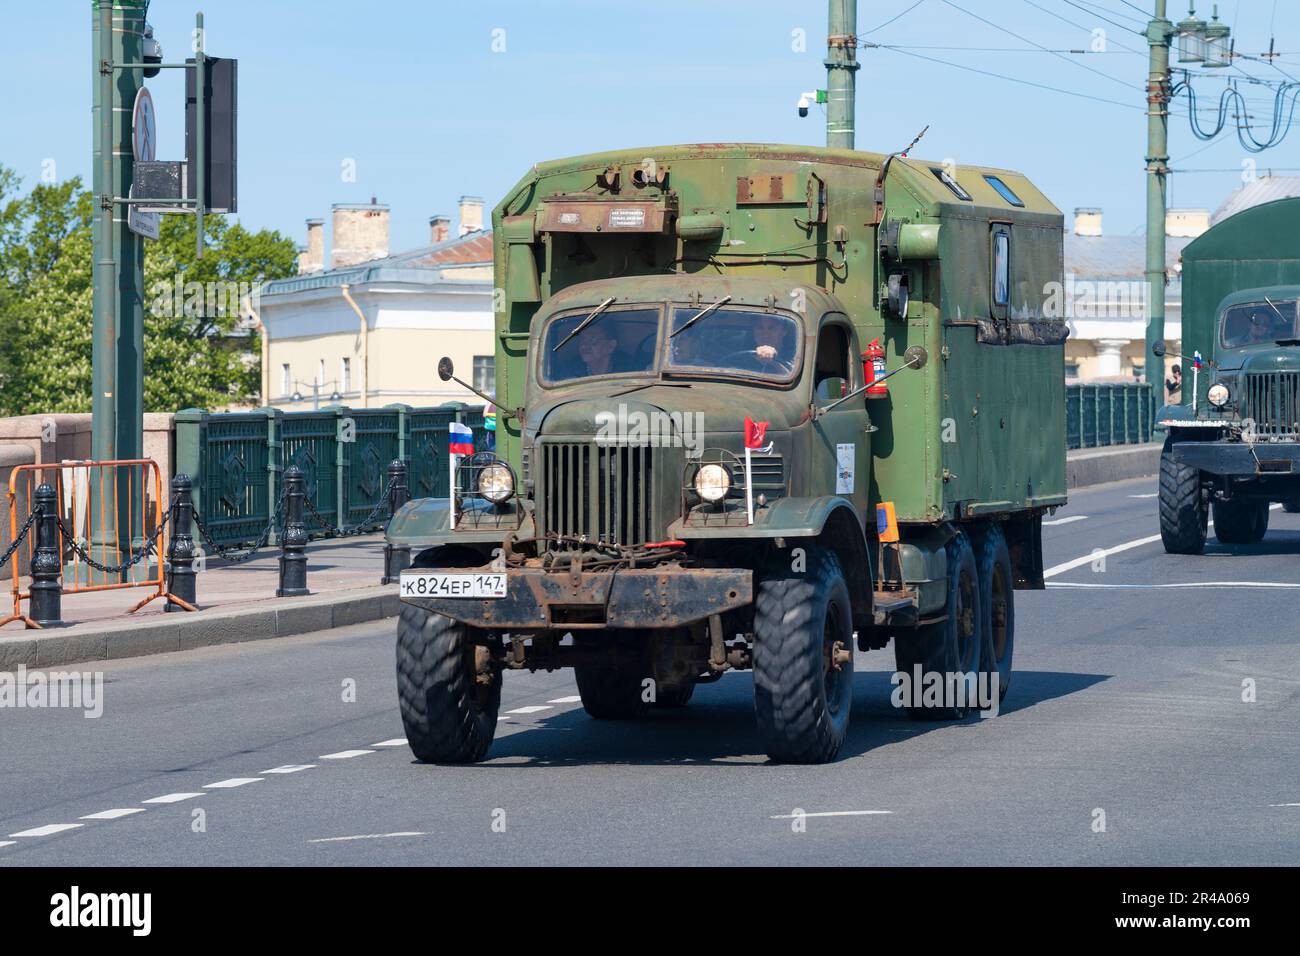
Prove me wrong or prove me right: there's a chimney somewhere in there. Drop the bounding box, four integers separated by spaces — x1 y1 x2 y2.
1166 208 1210 238
429 214 450 245
299 218 324 274
1073 207 1103 237
330 198 390 269
458 195 484 236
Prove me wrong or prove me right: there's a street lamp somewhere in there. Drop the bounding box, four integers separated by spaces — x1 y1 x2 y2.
290 380 343 410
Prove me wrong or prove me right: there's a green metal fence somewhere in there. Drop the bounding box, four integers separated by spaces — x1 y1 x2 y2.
175 402 489 548
1065 382 1157 451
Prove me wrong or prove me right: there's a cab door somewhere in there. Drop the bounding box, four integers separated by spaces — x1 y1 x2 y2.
811 315 871 524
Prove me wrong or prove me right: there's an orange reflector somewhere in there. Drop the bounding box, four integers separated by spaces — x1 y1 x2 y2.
876 502 899 543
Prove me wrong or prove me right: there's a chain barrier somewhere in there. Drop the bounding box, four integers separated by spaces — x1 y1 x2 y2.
0 507 41 570
303 475 397 538
190 487 287 565
55 506 173 577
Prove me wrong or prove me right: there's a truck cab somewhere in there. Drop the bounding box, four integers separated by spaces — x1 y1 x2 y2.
1157 284 1300 553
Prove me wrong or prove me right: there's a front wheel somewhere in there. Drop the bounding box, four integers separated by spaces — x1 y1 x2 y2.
752 545 854 764
396 606 501 763
1159 443 1207 555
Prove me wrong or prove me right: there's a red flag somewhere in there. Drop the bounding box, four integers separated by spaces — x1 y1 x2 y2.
744 416 769 449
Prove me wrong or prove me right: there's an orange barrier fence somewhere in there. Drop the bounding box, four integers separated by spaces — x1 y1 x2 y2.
3 458 194 629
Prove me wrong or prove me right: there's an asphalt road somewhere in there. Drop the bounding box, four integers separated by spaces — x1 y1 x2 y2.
2 475 1298 866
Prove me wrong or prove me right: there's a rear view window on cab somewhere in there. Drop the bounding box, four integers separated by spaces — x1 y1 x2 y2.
541 307 661 384
930 166 972 201
983 175 1025 207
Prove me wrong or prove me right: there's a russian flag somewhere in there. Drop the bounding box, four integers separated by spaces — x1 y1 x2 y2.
1193 351 1203 370
449 421 474 456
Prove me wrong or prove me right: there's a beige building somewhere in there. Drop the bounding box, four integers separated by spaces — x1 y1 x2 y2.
251 197 495 410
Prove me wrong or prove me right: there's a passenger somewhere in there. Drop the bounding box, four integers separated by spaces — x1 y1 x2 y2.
1244 309 1276 344
577 324 632 376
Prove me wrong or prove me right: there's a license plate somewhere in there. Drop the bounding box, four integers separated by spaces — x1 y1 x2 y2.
399 572 508 599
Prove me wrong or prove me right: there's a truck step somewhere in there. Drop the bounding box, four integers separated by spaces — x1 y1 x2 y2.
872 590 919 627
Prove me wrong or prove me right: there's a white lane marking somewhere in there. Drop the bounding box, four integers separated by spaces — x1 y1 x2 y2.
1045 504 1284 579
370 738 407 748
1128 493 1158 499
319 749 375 760
142 792 204 804
1042 515 1087 527
1049 581 1300 589
505 705 552 714
0 841 14 848
547 695 583 704
204 777 263 789
80 808 146 820
307 831 427 843
9 823 84 838
769 810 893 819
262 764 316 774
1269 803 1300 807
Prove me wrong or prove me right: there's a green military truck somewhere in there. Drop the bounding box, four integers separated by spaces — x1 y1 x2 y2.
386 139 1068 763
1157 285 1300 554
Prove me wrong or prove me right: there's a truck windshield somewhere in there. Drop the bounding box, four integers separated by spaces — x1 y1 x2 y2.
541 307 661 384
666 308 801 379
1221 300 1299 347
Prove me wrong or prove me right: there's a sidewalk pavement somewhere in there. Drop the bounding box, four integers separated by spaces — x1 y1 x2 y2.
0 534 401 668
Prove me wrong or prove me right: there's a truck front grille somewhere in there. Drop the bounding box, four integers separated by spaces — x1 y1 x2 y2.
1245 372 1300 440
540 442 659 547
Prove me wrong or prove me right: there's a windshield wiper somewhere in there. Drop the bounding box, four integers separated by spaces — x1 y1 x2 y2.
669 295 732 338
552 297 616 352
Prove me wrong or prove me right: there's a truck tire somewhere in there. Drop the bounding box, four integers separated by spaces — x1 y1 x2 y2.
1159 444 1207 555
1212 498 1269 544
894 530 982 720
654 681 695 708
574 633 651 719
396 605 500 763
752 544 853 764
972 523 1014 705
1284 498 1300 514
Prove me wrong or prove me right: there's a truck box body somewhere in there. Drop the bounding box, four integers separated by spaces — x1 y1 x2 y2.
491 143 1067 525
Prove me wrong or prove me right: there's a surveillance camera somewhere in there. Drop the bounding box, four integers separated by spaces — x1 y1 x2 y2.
142 23 163 78
797 94 811 118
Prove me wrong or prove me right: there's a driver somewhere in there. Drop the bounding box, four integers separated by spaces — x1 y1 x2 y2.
1245 308 1276 344
752 315 795 367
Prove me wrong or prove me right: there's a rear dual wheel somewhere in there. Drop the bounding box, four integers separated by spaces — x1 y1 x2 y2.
1212 497 1269 544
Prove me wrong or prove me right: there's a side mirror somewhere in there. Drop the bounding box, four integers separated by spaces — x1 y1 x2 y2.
1152 341 1166 358
904 345 928 370
437 357 454 382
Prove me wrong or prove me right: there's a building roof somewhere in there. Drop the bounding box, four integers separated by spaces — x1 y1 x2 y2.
1211 176 1300 225
1065 233 1194 280
259 229 493 298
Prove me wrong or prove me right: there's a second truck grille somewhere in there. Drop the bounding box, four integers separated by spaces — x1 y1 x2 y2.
1245 372 1300 440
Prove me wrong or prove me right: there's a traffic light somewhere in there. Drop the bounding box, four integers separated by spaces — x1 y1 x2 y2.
185 56 238 213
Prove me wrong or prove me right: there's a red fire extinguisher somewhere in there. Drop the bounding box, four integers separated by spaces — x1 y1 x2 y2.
864 339 888 398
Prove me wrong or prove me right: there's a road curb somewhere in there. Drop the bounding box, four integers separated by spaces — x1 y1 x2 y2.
1067 442 1160 489
0 586 399 669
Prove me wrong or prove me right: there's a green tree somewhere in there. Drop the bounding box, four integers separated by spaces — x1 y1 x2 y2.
0 164 297 415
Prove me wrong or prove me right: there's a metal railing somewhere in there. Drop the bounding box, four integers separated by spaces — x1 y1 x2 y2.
1065 382 1157 450
176 402 490 549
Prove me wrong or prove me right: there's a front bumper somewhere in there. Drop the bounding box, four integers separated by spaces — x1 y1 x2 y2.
399 565 753 630
1169 440 1300 476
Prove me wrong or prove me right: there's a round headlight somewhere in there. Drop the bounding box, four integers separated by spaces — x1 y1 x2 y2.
1207 383 1230 408
477 463 514 504
694 463 732 503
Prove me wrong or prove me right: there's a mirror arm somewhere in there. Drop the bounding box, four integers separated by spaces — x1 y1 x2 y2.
817 356 920 417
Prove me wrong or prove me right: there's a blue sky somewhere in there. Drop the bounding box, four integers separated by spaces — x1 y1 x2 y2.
2 0 1299 254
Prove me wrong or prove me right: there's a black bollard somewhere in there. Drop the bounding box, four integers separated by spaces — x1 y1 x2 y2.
381 459 411 585
165 473 197 611
277 466 309 597
28 483 63 628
